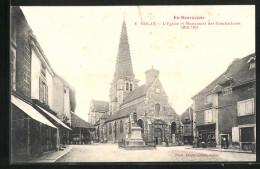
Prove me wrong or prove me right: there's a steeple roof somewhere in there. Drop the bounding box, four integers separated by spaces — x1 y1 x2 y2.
113 20 135 82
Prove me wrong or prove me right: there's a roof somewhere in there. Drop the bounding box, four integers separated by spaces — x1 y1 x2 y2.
91 100 109 112
100 114 110 119
114 21 135 82
71 113 95 129
180 107 193 124
193 53 256 97
122 82 154 105
105 102 143 123
94 120 100 126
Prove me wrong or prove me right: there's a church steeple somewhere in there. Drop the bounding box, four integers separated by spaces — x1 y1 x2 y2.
113 20 135 82
109 20 139 115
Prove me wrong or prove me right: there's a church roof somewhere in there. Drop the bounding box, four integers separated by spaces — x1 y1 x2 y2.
105 102 143 123
91 100 109 112
71 113 95 129
122 81 154 105
193 53 256 98
113 20 135 82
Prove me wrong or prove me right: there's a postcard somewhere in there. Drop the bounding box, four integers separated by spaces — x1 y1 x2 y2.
10 5 255 163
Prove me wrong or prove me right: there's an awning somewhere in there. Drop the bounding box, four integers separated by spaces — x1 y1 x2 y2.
11 95 57 129
36 105 72 130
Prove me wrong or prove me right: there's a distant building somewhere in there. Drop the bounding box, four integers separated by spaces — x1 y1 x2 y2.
90 21 182 146
70 113 95 144
192 53 256 150
88 99 109 125
180 106 194 145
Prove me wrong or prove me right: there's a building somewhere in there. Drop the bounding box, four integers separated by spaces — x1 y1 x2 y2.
88 99 109 125
70 113 95 144
51 74 76 144
91 21 182 146
10 7 76 162
192 53 256 150
10 6 57 162
180 106 194 145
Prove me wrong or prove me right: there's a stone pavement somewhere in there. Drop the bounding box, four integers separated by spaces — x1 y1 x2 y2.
29 146 72 163
56 144 256 162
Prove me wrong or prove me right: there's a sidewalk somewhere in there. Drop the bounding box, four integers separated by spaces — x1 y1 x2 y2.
29 145 72 163
186 146 253 154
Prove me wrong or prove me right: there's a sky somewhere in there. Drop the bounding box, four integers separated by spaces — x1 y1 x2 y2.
20 6 255 122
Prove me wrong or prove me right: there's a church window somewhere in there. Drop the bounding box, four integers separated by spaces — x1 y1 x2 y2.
126 83 129 90
155 103 160 112
120 120 123 133
130 84 132 91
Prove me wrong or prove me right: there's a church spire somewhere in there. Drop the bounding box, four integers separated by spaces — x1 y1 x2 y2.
113 20 135 82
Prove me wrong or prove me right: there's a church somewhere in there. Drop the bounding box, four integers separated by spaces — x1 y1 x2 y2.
89 20 183 146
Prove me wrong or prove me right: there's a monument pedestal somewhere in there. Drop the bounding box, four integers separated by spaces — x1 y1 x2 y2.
119 126 155 150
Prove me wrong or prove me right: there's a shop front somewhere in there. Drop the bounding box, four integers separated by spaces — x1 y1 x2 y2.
197 123 216 148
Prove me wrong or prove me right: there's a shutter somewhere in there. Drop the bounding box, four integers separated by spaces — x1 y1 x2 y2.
39 78 42 102
204 111 208 123
237 102 245 116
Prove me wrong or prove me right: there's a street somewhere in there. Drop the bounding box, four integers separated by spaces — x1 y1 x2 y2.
56 144 256 162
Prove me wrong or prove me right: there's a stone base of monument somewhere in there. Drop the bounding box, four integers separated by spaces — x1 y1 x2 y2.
119 126 156 150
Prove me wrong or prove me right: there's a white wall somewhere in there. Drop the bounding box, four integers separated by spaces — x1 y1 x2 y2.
31 49 41 100
31 48 53 108
64 85 71 125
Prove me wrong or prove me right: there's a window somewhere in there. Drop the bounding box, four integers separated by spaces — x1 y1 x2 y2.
120 120 123 133
247 56 255 69
10 49 16 90
126 83 129 90
240 127 254 142
205 94 213 103
130 84 132 91
237 99 254 116
249 62 255 69
204 109 215 123
155 103 160 112
41 64 46 77
39 78 48 105
222 87 232 95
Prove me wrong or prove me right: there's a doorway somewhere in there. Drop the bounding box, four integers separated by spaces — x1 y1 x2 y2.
154 128 162 145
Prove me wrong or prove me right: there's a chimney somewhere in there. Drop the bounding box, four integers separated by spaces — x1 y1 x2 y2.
145 66 160 85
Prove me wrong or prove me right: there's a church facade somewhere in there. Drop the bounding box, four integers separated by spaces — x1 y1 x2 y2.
91 21 183 146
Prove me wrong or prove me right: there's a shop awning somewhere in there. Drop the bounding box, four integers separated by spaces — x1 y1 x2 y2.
11 95 57 129
36 105 72 131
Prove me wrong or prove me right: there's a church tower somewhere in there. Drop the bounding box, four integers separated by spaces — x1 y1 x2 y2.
109 20 139 115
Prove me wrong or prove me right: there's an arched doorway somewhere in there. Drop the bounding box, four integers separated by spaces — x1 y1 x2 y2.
154 128 162 145
171 122 176 144
137 119 144 138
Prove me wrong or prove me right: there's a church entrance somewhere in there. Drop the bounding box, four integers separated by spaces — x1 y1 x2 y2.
154 128 162 145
